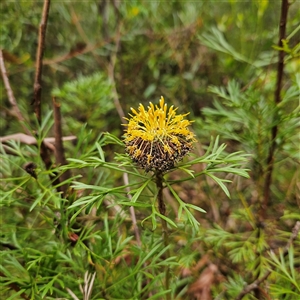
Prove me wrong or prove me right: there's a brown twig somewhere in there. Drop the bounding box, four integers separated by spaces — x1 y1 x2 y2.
42 40 105 66
0 49 23 121
69 4 104 66
108 20 125 120
0 49 31 135
52 98 65 161
262 0 289 218
236 221 300 300
32 0 62 190
157 173 166 216
33 0 50 122
53 97 72 195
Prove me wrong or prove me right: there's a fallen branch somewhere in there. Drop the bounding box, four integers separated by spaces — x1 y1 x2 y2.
0 133 76 157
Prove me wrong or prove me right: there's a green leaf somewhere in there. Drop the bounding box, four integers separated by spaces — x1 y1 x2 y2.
7 289 28 300
166 182 201 228
148 289 172 299
118 201 151 208
186 203 206 213
68 195 104 209
182 207 200 228
144 83 157 98
205 172 231 198
155 212 177 228
130 178 152 203
96 142 105 161
141 214 156 230
177 205 183 220
141 271 155 279
177 166 194 177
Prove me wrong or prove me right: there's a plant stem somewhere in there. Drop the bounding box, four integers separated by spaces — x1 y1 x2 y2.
53 97 72 196
32 0 62 191
33 0 50 123
262 0 289 218
156 171 171 300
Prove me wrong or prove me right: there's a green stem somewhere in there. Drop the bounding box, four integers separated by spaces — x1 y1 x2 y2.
156 172 171 300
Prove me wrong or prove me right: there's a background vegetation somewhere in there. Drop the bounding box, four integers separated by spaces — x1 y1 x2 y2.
1 1 299 299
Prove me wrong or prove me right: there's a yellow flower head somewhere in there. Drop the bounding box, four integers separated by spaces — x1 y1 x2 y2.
123 96 197 172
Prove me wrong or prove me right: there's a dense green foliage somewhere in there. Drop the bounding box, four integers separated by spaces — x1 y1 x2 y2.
1 1 299 299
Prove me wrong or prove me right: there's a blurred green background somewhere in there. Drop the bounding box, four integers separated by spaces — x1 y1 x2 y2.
1 1 299 299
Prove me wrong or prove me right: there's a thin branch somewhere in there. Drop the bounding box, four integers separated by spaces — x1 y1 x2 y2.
53 97 72 196
123 173 142 247
0 49 31 135
32 0 62 191
108 20 125 120
0 50 23 121
43 40 107 66
33 0 50 122
69 5 90 46
236 221 300 300
262 0 289 217
69 4 104 66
